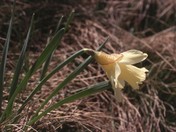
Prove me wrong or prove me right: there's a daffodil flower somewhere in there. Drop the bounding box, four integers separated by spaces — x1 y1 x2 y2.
84 49 148 102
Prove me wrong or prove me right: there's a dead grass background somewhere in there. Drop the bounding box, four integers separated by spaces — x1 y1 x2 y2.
0 0 176 131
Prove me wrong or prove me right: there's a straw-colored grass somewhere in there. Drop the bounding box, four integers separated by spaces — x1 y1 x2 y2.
0 0 175 131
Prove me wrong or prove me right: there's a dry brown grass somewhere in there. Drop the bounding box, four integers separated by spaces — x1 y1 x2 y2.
0 0 176 131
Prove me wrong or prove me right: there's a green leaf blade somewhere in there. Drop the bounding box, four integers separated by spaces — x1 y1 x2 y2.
9 14 35 100
0 2 15 114
27 81 111 125
1 27 65 120
32 37 108 118
17 49 85 114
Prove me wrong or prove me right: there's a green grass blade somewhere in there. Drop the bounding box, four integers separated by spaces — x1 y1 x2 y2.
29 28 65 73
40 10 73 80
40 16 64 80
0 28 65 121
65 10 75 32
0 1 15 114
27 81 111 125
32 37 109 118
9 14 35 99
39 51 53 80
55 16 64 33
17 49 85 114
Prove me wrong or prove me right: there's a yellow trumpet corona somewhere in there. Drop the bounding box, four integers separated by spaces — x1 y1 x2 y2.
84 48 148 102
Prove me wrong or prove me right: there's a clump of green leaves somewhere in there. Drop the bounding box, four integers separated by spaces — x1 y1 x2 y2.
0 2 110 130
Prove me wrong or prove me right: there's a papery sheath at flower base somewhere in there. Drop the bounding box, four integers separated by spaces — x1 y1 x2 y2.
84 48 148 102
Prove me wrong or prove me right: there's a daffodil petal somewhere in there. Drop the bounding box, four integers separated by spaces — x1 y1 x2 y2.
119 50 148 64
101 63 116 80
99 60 123 102
114 63 124 89
116 79 125 89
119 64 148 89
87 48 148 102
114 62 121 84
110 76 123 102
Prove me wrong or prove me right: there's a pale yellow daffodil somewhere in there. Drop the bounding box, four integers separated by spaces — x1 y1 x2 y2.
84 49 148 102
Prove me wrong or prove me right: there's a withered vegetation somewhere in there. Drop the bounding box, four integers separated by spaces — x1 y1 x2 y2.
0 0 176 131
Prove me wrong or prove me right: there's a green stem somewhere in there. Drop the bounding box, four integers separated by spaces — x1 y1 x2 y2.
31 37 109 119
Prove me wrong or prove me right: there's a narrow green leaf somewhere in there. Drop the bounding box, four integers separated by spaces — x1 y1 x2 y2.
9 14 35 99
1 28 65 121
27 81 111 125
17 49 85 114
0 1 15 114
30 28 65 73
39 51 53 80
55 16 64 33
32 37 109 118
3 11 75 121
65 10 75 32
40 16 64 80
